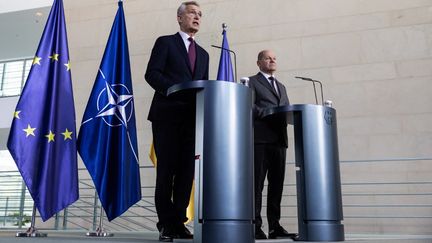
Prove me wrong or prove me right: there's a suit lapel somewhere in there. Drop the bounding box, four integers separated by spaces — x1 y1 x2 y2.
257 73 280 100
193 44 205 80
273 78 281 99
174 33 193 76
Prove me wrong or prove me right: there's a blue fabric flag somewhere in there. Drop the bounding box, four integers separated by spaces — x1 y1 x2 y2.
77 1 141 221
7 0 78 222
216 29 235 82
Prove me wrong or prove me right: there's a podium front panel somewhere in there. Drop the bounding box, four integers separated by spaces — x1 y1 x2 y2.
198 81 253 220
300 105 343 220
168 80 254 243
263 104 344 241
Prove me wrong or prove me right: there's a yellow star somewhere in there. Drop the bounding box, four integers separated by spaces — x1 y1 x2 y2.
49 53 59 62
33 56 42 65
61 128 73 140
64 61 71 71
23 124 36 137
14 110 21 119
45 130 55 143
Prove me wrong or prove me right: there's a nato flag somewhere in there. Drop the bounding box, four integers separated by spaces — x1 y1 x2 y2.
7 0 78 221
77 1 141 221
216 29 235 82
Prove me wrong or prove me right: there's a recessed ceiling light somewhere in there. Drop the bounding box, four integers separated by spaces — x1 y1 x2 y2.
35 12 43 17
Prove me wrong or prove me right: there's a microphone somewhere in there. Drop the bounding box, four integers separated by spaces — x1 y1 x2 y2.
239 77 249 87
211 44 237 82
295 76 324 105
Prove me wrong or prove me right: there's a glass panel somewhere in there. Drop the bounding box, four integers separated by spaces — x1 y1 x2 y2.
0 150 18 172
0 58 32 97
22 59 32 88
2 60 24 96
0 63 4 96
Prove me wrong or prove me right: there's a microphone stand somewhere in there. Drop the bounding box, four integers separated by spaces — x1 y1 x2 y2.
295 76 324 105
311 81 318 105
211 45 237 82
316 79 324 105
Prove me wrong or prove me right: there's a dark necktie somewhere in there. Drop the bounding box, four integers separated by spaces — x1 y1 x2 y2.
269 76 279 96
188 37 196 73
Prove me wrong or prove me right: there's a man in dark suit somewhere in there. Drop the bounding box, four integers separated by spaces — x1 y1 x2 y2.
145 1 209 241
249 50 296 240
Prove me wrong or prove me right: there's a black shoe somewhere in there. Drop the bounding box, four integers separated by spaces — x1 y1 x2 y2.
176 224 193 239
159 225 178 242
268 225 297 239
255 227 267 239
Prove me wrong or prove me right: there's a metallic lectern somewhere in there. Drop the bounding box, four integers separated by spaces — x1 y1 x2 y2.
264 104 345 241
168 80 254 243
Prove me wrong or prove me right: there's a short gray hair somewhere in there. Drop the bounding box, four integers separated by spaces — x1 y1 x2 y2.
177 1 200 16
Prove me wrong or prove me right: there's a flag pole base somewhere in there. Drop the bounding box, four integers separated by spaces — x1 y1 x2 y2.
86 206 113 237
16 226 47 237
86 227 114 237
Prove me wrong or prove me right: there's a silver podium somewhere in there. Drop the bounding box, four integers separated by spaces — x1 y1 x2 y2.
168 80 254 243
264 104 345 241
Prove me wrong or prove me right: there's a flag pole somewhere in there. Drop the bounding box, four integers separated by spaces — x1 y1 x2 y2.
86 206 114 237
223 23 237 81
16 203 47 237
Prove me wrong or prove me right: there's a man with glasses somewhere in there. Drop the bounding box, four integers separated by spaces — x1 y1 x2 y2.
145 1 209 242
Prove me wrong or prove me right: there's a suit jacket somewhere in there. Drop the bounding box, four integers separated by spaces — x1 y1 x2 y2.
249 72 290 147
145 33 209 122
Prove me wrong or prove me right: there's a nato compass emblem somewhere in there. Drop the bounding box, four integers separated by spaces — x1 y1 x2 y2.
81 69 139 163
96 70 134 128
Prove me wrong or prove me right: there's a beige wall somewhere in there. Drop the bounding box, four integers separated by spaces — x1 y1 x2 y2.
5 0 430 234
64 0 432 165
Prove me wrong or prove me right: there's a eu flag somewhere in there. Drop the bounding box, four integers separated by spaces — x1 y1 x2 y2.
77 1 141 221
216 29 235 82
7 0 78 222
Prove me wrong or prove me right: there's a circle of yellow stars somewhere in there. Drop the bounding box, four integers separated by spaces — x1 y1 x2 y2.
33 52 71 71
17 115 74 142
14 52 73 143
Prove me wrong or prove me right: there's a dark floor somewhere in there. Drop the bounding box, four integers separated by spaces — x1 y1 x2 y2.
0 230 431 243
